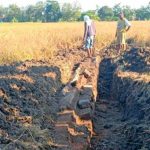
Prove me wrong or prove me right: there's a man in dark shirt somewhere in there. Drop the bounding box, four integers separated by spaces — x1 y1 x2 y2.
83 15 96 58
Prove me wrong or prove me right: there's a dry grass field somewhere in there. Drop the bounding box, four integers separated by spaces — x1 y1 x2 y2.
0 21 150 64
0 21 150 150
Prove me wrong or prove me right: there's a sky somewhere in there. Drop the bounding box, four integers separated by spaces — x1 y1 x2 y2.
0 0 149 10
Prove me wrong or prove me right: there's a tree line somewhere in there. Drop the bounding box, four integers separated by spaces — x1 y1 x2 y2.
0 0 150 22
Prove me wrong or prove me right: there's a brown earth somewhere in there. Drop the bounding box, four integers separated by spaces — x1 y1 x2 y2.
0 48 87 150
0 46 150 150
91 46 150 150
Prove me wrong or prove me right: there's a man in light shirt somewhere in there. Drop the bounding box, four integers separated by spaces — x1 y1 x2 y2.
116 12 131 51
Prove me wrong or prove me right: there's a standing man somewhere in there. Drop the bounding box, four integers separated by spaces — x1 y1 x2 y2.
83 15 96 58
116 12 131 51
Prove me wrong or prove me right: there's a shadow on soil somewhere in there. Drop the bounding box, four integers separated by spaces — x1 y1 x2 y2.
118 47 150 73
91 47 150 150
0 60 63 150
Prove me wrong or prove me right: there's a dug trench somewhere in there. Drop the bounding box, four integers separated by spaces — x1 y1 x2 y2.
0 47 150 150
50 46 150 150
90 47 150 150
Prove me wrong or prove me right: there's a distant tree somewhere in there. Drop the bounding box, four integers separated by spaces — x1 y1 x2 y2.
135 3 150 20
5 4 22 22
113 4 135 20
98 6 114 21
61 1 81 21
19 8 28 22
0 6 6 22
72 1 81 21
12 17 18 22
0 6 5 17
122 6 135 20
44 0 61 22
25 5 36 22
34 1 45 22
113 4 122 20
61 3 72 21
0 1 150 22
79 10 99 21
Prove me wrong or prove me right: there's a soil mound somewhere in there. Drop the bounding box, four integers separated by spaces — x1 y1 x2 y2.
91 47 150 150
0 60 62 149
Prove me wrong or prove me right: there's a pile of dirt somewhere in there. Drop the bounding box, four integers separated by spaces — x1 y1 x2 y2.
91 47 150 150
112 47 150 121
0 48 87 150
0 60 63 149
111 47 150 149
52 48 87 84
1 45 149 150
116 47 150 73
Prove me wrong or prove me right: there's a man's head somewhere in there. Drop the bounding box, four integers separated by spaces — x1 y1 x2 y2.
84 15 90 22
119 12 124 20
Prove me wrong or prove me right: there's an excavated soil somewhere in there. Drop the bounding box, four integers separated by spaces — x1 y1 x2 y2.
0 48 86 150
91 47 150 150
0 46 150 150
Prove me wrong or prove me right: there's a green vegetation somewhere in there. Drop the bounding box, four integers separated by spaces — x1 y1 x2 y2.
0 1 150 22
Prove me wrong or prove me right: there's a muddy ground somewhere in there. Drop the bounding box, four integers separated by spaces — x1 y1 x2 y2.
0 46 150 150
